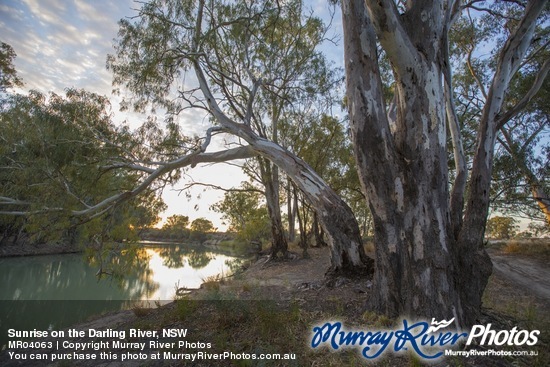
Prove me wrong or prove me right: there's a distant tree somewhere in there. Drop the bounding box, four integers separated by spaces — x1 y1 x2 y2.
190 218 215 234
163 215 190 230
162 214 190 240
212 183 271 243
527 221 550 238
486 216 520 240
189 217 215 243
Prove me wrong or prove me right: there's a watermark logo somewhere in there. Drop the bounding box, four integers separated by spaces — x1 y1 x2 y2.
427 318 455 333
310 318 540 360
466 324 539 346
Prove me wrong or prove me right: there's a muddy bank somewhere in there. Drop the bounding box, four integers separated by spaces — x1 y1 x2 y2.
0 241 82 258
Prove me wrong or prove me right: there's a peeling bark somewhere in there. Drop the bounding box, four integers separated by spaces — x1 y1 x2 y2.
343 0 545 326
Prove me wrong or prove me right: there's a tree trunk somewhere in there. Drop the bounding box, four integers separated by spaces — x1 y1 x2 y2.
259 158 289 259
313 213 328 247
342 0 543 327
194 61 372 275
532 186 550 225
254 138 372 275
343 0 475 325
294 185 308 257
287 178 296 242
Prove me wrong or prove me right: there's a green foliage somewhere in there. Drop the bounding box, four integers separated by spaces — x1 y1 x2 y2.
163 214 190 229
211 184 271 242
189 217 215 243
190 217 215 233
527 222 550 237
0 88 166 246
280 113 371 236
0 41 23 92
161 214 190 240
486 216 519 240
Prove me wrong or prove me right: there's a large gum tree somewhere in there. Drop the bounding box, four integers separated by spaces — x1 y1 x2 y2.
107 0 372 275
342 0 547 326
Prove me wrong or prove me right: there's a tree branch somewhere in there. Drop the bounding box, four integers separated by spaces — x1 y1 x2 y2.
466 46 488 100
177 181 264 195
496 58 550 130
363 0 419 76
443 33 468 238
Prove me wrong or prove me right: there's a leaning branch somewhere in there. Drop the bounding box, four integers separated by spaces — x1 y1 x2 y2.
72 144 253 217
443 35 468 238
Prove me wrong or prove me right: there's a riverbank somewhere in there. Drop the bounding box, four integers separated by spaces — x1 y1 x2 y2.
2 244 547 366
0 241 82 257
0 232 241 258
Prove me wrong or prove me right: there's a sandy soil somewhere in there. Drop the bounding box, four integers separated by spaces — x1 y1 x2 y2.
488 248 550 302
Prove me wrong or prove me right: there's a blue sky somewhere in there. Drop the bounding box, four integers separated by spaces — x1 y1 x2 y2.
0 0 343 229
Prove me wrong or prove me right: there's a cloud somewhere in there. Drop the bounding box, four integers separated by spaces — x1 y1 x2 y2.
74 0 112 24
0 0 135 95
20 0 66 26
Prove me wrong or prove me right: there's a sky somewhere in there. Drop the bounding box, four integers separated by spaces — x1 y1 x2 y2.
0 0 343 230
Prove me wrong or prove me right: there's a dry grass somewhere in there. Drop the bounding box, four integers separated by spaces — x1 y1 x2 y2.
500 238 550 259
113 243 549 367
200 274 225 291
482 239 550 367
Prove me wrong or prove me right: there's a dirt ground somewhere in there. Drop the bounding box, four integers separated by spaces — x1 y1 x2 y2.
220 247 371 299
223 245 549 313
488 248 550 303
2 244 548 367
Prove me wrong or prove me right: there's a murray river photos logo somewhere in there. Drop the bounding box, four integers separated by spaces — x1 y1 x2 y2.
310 318 540 360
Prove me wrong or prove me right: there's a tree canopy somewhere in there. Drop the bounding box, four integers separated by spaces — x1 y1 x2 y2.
0 88 166 245
0 42 23 92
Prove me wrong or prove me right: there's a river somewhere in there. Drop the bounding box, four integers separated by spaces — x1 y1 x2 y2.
0 243 243 348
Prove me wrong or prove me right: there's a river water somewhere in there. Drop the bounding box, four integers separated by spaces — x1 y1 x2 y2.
0 243 242 347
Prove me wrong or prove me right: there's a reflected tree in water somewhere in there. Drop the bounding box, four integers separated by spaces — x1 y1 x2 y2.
187 250 213 269
156 245 191 268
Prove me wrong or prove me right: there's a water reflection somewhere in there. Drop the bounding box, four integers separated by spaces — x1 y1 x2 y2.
0 250 156 301
0 244 239 301
155 245 214 270
145 246 234 298
0 244 242 348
